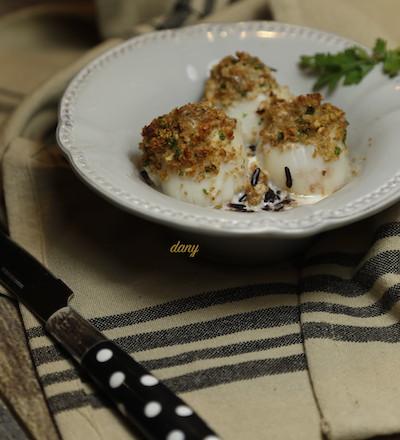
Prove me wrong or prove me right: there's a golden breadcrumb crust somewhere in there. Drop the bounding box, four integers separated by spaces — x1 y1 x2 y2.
140 102 239 181
259 93 348 161
204 51 279 107
245 164 268 206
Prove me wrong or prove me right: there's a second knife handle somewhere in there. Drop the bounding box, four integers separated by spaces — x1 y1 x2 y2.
47 307 219 440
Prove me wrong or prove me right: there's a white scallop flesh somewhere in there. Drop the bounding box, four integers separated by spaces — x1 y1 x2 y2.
257 141 351 196
225 94 266 146
147 128 247 207
225 86 293 146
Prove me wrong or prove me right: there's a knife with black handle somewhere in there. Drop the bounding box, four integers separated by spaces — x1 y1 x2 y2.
0 231 219 440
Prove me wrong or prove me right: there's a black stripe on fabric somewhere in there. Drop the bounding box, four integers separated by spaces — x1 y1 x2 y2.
302 250 400 297
24 225 400 340
156 0 193 30
38 280 400 387
302 283 400 317
303 321 400 343
26 282 296 339
41 369 79 387
374 222 400 241
40 333 302 387
301 274 365 296
142 333 302 370
47 354 307 414
26 326 44 338
303 252 365 267
164 354 307 393
31 306 299 366
47 390 104 414
113 306 299 353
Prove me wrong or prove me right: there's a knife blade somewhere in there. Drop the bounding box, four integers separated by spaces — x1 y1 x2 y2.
0 231 219 440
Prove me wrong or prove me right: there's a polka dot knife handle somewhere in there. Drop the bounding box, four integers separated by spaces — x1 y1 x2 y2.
47 306 220 440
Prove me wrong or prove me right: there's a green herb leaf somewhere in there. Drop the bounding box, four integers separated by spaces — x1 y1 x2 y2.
373 38 387 61
382 49 400 77
299 38 400 92
168 137 181 158
219 131 226 140
335 146 341 156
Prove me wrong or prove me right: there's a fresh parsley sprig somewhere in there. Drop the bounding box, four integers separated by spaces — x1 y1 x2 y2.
299 38 400 93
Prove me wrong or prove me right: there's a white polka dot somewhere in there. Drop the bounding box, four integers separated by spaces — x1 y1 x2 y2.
166 430 185 440
109 371 125 388
175 405 193 417
140 374 159 386
203 436 220 440
96 348 113 362
144 401 162 418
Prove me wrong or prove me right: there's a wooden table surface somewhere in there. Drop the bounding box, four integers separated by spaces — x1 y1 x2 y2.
0 294 59 439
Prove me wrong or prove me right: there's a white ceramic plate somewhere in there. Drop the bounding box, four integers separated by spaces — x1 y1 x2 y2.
57 22 400 259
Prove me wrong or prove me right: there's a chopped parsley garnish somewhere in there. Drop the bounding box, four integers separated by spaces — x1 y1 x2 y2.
299 38 400 93
242 112 248 118
277 131 284 141
168 137 181 158
158 117 167 128
219 131 226 140
335 146 341 156
202 188 209 195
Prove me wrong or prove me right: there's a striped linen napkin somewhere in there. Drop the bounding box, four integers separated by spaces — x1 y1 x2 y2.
1 0 400 439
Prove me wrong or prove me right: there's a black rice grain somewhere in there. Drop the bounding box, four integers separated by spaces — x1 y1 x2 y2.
140 169 154 186
284 166 293 188
228 203 247 211
251 167 261 186
264 188 278 203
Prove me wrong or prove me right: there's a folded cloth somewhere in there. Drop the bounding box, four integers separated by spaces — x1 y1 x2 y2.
1 1 400 439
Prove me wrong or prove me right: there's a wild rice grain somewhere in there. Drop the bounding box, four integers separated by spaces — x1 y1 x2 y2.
248 144 256 152
228 203 247 211
251 167 261 186
238 193 247 202
264 188 277 203
140 170 154 186
284 166 293 188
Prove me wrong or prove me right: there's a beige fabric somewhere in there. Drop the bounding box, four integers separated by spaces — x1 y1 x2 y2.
269 0 400 46
1 1 400 439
